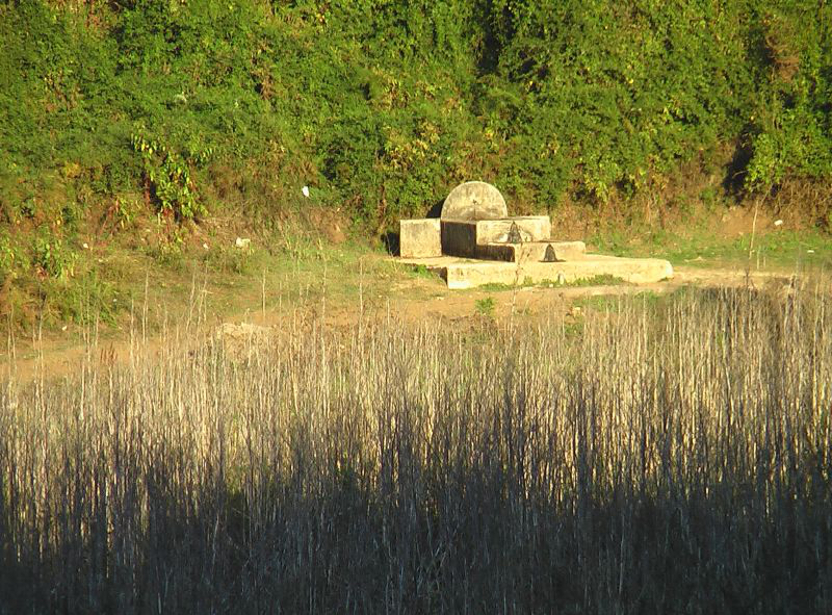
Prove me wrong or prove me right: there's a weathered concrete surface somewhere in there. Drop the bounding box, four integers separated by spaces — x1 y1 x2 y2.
478 241 586 263
473 216 551 243
441 217 552 258
441 181 508 220
437 255 673 289
400 193 672 289
400 218 442 258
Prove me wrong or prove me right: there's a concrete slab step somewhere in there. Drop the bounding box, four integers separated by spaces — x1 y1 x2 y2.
442 255 674 289
477 241 586 263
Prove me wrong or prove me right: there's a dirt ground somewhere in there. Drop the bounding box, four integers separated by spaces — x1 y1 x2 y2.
1 255 810 385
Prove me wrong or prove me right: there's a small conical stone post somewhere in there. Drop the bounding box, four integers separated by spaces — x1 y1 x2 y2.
542 244 558 262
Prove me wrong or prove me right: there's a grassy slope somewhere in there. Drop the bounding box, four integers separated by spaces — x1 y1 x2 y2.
1 0 831 331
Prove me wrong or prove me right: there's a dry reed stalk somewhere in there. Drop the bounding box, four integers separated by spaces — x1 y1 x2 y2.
0 283 830 613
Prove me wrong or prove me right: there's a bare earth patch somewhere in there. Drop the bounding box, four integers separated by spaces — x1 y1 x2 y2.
2 254 815 385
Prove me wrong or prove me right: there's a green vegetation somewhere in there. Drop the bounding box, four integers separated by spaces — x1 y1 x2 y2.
594 225 832 268
573 288 663 312
409 263 438 280
563 273 625 287
2 0 832 328
2 286 831 612
6 6 832 610
476 273 625 292
474 295 495 316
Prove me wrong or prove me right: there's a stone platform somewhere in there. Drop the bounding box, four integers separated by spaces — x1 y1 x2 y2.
397 181 673 289
399 254 673 289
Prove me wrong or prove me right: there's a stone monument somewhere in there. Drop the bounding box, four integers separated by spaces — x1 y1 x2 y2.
440 181 508 220
398 181 674 289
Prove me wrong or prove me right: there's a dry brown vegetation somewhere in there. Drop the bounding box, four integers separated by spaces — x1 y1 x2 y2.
1 285 831 613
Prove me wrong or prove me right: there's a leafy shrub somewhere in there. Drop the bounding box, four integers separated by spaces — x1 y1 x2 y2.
474 295 496 316
32 233 75 280
0 0 831 232
131 132 208 221
0 232 17 284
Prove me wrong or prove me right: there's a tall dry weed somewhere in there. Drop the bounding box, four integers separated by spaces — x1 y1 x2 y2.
1 285 831 613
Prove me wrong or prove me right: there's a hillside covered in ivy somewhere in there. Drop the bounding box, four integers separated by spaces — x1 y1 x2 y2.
1 0 830 321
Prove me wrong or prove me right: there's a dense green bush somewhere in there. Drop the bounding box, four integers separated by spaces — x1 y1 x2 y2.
1 0 831 233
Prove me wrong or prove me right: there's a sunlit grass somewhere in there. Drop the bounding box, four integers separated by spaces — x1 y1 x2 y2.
592 225 832 270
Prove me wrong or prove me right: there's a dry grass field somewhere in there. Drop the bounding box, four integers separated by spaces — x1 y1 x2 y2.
1 282 831 613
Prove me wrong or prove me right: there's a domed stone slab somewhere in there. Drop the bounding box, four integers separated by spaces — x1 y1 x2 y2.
441 181 508 221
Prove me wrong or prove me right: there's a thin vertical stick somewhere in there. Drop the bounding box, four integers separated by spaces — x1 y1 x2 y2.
262 268 267 321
